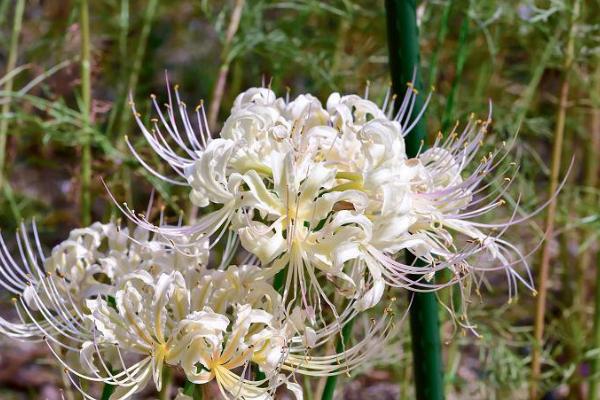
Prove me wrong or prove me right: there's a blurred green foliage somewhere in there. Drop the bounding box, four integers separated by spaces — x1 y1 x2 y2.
0 0 599 399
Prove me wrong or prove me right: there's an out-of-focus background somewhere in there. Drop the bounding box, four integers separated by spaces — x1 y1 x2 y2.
0 0 598 399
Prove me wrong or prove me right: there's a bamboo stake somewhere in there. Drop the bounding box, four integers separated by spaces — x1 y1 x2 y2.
530 0 581 397
586 51 600 400
0 0 25 190
79 0 93 226
385 1 444 399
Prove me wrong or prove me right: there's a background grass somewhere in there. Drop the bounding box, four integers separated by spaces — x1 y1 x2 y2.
0 0 599 399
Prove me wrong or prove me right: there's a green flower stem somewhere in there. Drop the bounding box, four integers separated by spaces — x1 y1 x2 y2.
273 269 287 294
385 1 444 399
158 366 172 400
79 0 92 226
100 369 116 400
0 0 25 190
183 379 204 399
320 318 355 400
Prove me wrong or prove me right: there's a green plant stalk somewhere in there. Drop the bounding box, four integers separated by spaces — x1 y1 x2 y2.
530 0 581 398
320 319 355 400
2 181 21 221
495 31 559 235
183 379 204 399
385 1 444 399
100 378 116 400
436 2 469 322
158 366 172 400
273 268 287 295
303 377 314 400
104 0 129 138
511 30 561 133
207 0 245 130
426 0 452 88
443 277 464 393
0 0 11 28
0 0 25 190
110 0 158 139
118 0 129 62
112 0 159 224
80 0 92 226
441 13 469 132
437 10 470 374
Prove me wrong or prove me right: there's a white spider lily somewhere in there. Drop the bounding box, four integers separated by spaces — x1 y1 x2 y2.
79 275 303 399
363 117 539 298
83 272 191 391
178 304 290 399
124 85 419 318
0 221 122 343
123 83 545 324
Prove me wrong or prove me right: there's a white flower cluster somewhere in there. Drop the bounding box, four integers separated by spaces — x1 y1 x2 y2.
0 84 536 399
128 85 535 319
0 220 390 399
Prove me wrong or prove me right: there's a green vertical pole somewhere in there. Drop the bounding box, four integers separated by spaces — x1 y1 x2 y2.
385 1 445 400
